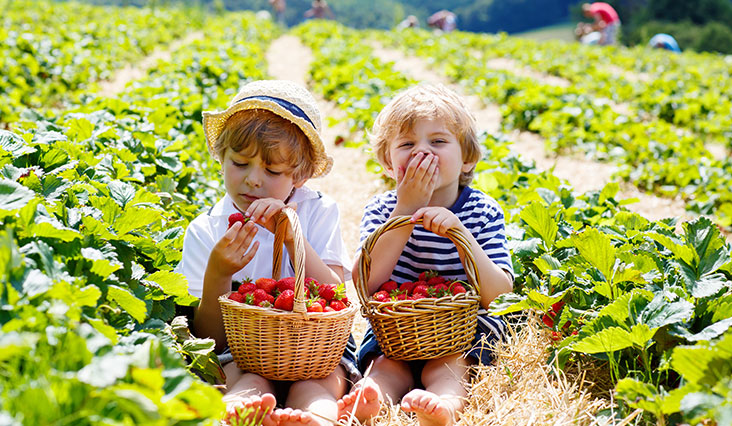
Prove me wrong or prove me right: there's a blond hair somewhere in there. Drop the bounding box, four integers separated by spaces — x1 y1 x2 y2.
370 84 481 186
212 109 317 182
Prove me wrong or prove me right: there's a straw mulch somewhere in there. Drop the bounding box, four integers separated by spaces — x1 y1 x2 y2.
358 313 631 426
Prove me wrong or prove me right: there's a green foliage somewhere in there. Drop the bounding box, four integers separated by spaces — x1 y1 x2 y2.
1 3 278 423
625 20 732 54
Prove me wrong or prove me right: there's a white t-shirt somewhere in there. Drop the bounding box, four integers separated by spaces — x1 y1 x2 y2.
176 186 352 298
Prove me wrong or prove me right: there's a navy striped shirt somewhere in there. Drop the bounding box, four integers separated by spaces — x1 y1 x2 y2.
358 186 514 284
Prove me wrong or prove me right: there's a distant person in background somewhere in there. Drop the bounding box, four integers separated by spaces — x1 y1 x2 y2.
396 15 420 30
427 10 457 33
268 0 286 26
304 0 334 20
581 2 621 46
574 22 602 45
649 33 681 52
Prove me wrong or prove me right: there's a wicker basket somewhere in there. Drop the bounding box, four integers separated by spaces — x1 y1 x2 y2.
354 215 482 360
219 208 357 381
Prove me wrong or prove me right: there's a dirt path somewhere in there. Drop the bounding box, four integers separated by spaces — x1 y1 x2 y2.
266 35 383 256
266 35 384 342
373 43 694 225
98 32 204 96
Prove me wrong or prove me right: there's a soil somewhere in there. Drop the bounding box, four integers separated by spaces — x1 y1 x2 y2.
266 35 384 342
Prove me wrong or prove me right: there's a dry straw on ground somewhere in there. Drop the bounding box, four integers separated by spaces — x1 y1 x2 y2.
360 314 620 426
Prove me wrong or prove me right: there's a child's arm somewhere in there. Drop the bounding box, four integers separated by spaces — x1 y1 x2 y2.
247 198 343 284
360 153 439 293
412 207 513 309
194 221 259 351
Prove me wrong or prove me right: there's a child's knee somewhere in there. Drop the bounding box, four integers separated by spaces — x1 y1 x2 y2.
371 355 409 375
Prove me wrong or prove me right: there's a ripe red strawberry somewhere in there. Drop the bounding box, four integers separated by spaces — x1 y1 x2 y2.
400 281 416 295
274 289 295 311
418 270 438 281
379 280 398 293
316 297 328 308
324 306 335 312
317 283 336 301
305 277 320 293
330 300 347 311
255 278 277 294
427 276 446 286
276 277 296 293
412 284 428 296
430 283 449 297
252 289 270 305
238 282 256 294
307 302 323 312
410 293 426 300
542 314 555 328
229 292 245 303
228 212 249 228
373 290 390 302
395 292 407 301
450 284 467 295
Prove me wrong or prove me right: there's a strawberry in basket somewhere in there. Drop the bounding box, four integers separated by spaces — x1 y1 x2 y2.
228 276 350 312
370 270 470 302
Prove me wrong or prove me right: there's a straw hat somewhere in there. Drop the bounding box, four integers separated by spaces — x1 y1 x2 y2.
203 80 333 178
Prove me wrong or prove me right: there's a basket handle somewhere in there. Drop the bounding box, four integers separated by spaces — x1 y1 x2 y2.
272 207 307 314
354 215 481 308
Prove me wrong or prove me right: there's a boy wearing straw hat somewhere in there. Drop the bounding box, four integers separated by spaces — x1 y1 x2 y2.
176 80 358 425
338 84 514 426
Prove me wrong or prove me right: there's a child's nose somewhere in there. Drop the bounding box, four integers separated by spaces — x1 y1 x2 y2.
245 172 262 188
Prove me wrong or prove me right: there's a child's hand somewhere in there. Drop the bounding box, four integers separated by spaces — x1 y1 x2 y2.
411 207 464 238
394 152 438 214
246 198 297 240
208 221 259 279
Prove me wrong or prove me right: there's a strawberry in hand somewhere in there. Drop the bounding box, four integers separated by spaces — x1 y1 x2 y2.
228 212 249 229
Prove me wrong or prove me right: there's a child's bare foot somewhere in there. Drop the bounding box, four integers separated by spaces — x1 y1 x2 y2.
336 377 383 424
223 393 276 425
265 407 322 426
401 389 456 426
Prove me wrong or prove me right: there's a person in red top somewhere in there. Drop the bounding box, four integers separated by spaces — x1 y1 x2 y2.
304 0 335 20
582 2 621 46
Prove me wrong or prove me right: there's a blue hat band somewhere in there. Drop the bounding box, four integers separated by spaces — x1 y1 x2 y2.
235 95 316 129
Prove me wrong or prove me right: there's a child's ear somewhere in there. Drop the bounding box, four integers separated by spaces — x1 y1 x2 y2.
462 159 478 173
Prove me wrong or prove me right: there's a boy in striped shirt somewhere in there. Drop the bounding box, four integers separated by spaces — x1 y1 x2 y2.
337 84 514 426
